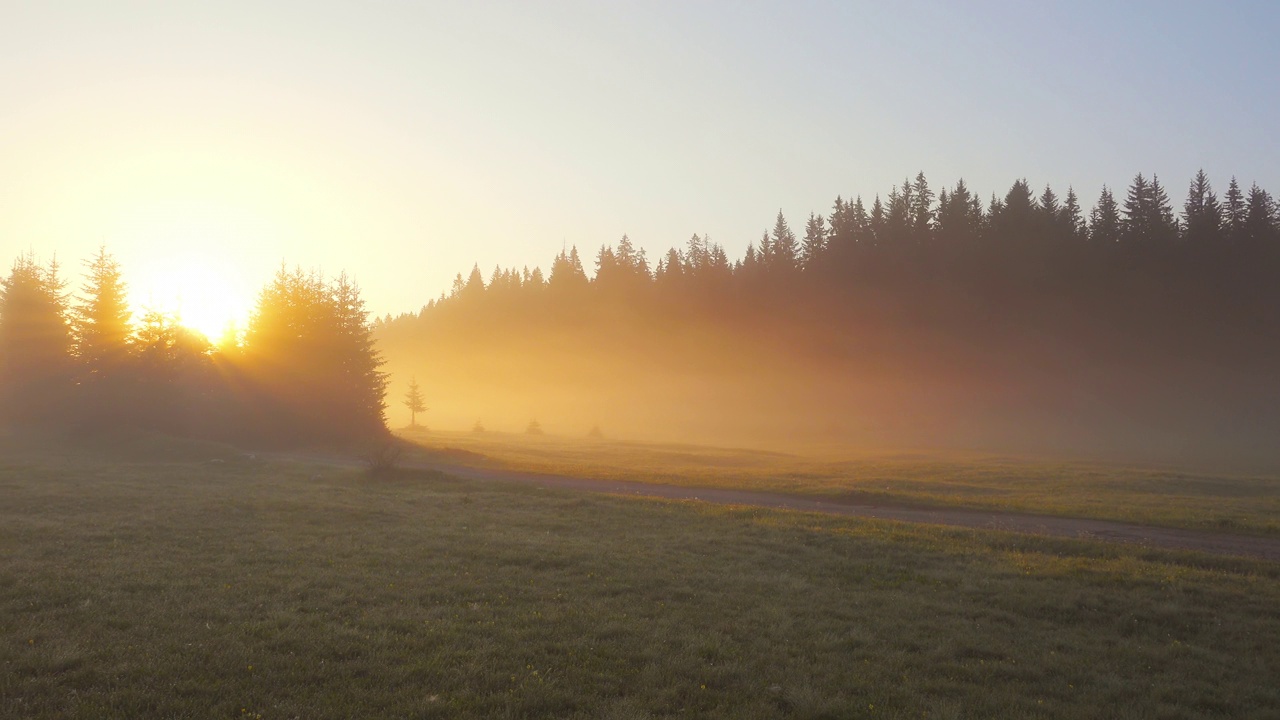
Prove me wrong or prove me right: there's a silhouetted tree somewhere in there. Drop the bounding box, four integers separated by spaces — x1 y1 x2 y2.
800 213 827 270
72 247 135 428
1244 182 1278 249
0 253 72 425
770 211 798 270
1183 169 1223 247
1223 177 1247 245
910 171 935 245
1090 186 1122 244
241 267 387 443
403 376 427 427
1063 187 1086 241
73 247 133 374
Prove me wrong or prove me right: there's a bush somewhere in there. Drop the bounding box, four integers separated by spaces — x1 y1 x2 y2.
362 440 403 476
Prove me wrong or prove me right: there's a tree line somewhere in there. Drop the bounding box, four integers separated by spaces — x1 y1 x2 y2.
0 249 388 445
418 170 1276 299
377 170 1280 459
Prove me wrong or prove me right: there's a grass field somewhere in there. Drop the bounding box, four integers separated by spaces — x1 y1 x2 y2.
399 429 1280 537
2 434 1279 718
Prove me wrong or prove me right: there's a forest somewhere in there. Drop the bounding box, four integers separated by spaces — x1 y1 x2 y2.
0 250 387 445
376 171 1280 466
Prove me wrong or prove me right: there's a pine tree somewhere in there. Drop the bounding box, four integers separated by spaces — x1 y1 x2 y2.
1182 169 1223 247
463 264 485 297
548 247 589 289
826 196 850 253
1149 175 1178 245
0 253 73 424
73 247 133 372
1037 184 1067 243
771 210 798 269
403 376 427 427
1063 187 1086 241
685 234 709 274
1244 182 1279 248
1090 186 1122 244
936 180 981 247
869 195 886 246
800 213 827 269
1223 177 1246 244
594 245 621 286
243 267 387 442
331 273 389 436
991 179 1036 246
884 184 912 246
909 171 935 243
1121 173 1153 245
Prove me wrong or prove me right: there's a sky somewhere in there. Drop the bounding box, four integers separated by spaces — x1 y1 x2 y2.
2 1 1279 330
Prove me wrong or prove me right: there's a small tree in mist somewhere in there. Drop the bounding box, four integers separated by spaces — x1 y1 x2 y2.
526 419 543 435
403 376 427 427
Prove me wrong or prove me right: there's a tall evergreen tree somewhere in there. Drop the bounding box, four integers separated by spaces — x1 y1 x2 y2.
909 171 935 244
73 247 133 372
990 179 1036 247
770 210 798 269
1244 182 1279 248
1223 176 1247 244
548 247 589 289
884 184 912 246
869 195 886 246
243 267 387 442
1182 170 1223 247
1149 175 1178 245
1090 186 1122 244
0 253 73 424
1063 187 1086 241
935 180 981 247
826 196 851 254
800 213 827 269
1121 173 1153 245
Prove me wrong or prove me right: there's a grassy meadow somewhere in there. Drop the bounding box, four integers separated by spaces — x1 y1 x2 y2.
2 434 1279 718
399 429 1280 536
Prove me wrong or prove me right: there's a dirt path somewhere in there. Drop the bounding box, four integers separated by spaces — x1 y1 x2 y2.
282 452 1280 563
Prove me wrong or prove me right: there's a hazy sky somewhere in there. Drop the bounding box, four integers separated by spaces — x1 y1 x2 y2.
2 1 1278 325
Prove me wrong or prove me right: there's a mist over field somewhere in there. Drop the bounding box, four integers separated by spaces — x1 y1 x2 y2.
377 176 1280 469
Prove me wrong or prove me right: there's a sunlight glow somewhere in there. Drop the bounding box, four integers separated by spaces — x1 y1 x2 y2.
130 250 256 343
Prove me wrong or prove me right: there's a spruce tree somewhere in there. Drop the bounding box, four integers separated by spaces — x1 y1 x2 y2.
73 247 133 373
1182 170 1223 247
909 171 934 243
0 253 73 424
403 376 427 427
1063 187 1086 241
1121 173 1152 245
1223 177 1247 244
1244 183 1279 248
332 273 389 436
771 211 798 269
1149 175 1178 245
869 196 886 246
991 179 1036 246
800 213 827 270
1090 186 1122 244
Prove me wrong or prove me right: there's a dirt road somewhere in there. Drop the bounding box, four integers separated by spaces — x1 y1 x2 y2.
285 451 1280 563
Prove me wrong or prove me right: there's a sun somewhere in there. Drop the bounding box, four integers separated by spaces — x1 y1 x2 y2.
131 255 256 344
